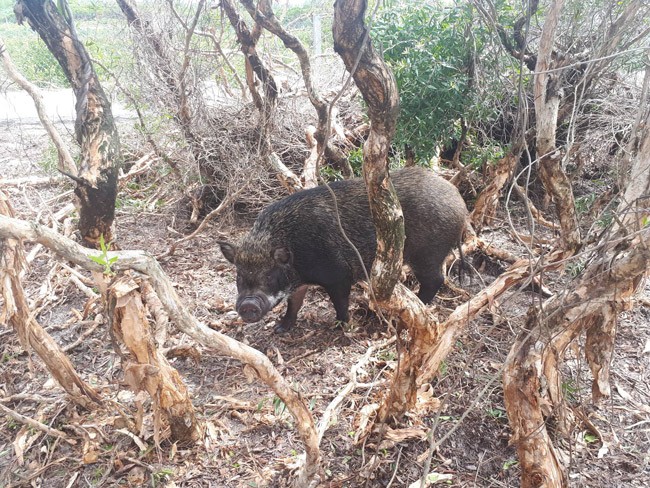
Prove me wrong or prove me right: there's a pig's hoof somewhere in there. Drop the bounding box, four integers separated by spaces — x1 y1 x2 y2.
273 319 294 333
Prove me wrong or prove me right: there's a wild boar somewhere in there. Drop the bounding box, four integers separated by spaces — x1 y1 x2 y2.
219 167 467 332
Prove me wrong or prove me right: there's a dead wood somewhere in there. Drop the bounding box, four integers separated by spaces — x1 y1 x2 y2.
363 246 566 437
0 192 101 409
0 38 77 176
0 403 71 443
140 279 169 347
503 114 650 487
504 237 650 488
239 0 351 181
17 0 121 247
470 151 520 232
222 0 302 193
107 275 200 444
0 214 321 487
512 183 557 229
534 0 580 252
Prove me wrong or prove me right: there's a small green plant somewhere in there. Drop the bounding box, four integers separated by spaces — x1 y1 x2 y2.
346 147 364 176
319 165 344 182
575 194 597 215
378 350 397 361
272 396 287 416
487 407 507 419
89 234 118 276
438 360 448 376
503 459 518 470
584 432 599 444
596 209 615 229
567 261 586 278
562 379 578 402
38 142 60 175
463 143 505 170
91 467 105 484
152 467 174 485
256 398 267 411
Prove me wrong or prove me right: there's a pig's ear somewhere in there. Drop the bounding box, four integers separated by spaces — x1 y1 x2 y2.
218 241 237 263
272 247 292 266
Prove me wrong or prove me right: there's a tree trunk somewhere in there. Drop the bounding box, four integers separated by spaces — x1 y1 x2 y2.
107 275 200 444
503 109 650 488
17 0 121 248
332 0 402 301
534 0 580 252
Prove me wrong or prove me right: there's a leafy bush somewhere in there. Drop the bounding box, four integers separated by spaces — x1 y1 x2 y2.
373 1 500 164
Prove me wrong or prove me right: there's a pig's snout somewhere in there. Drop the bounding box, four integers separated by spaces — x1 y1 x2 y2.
237 296 266 323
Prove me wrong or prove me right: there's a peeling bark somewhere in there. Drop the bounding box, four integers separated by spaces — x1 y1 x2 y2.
108 275 200 444
0 192 101 409
0 214 320 486
332 0 402 301
470 151 520 232
534 0 580 252
17 0 121 247
504 122 650 487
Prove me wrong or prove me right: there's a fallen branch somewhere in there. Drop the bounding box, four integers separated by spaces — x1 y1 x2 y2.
317 341 382 443
513 183 557 229
62 319 102 353
0 213 320 486
0 403 72 443
0 193 101 409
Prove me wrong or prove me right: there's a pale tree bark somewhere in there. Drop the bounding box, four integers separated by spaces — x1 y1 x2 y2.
0 38 77 176
332 0 403 301
332 0 445 428
107 275 200 444
0 192 101 409
470 149 521 232
16 0 121 247
503 115 650 487
0 214 320 486
534 0 580 251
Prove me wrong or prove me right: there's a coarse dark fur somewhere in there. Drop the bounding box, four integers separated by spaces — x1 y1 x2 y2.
219 167 468 332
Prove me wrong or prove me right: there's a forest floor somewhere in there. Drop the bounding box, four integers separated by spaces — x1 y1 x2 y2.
1 104 649 487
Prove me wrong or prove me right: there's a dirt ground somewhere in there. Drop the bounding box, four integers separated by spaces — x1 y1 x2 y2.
1 109 649 487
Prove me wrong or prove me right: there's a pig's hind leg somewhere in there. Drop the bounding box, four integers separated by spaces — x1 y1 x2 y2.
274 285 309 333
412 260 445 304
324 282 352 325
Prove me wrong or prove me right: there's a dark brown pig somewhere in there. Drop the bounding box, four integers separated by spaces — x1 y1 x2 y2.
218 167 467 332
